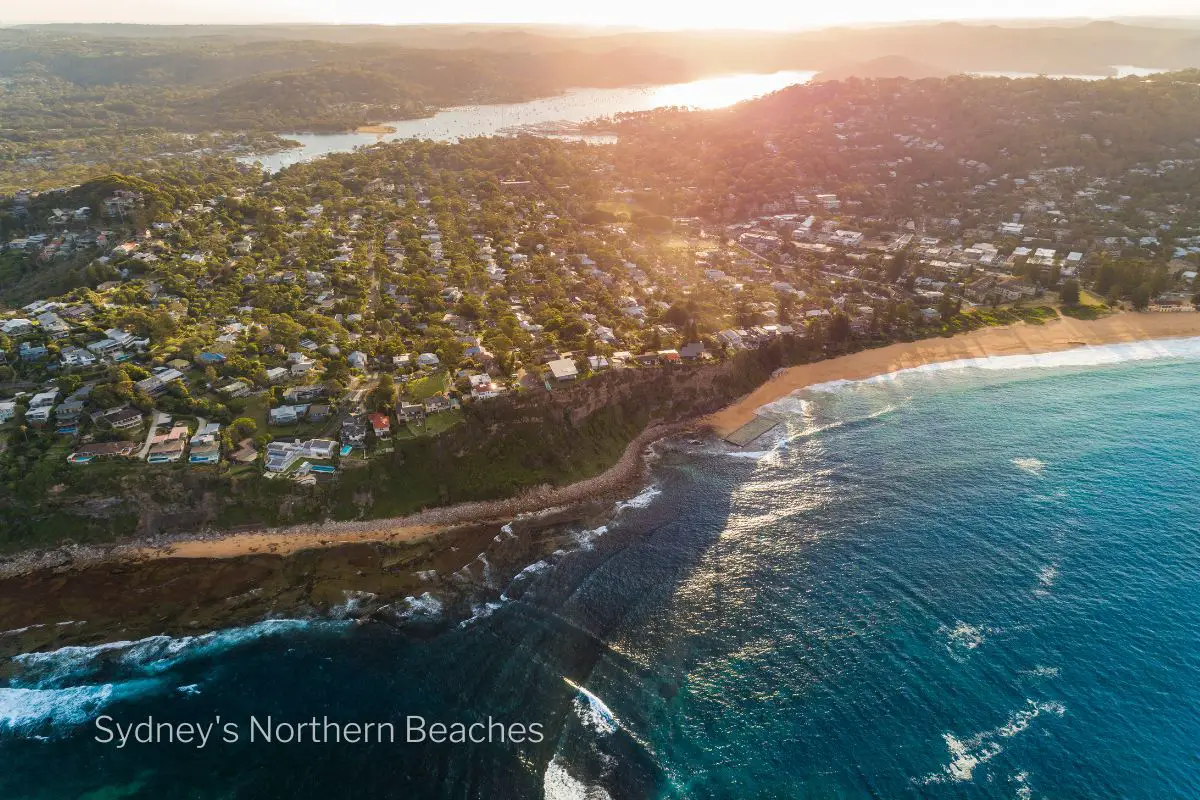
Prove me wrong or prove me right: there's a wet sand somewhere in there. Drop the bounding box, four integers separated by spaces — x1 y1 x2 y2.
0 423 683 578
5 311 1199 578
706 311 1200 437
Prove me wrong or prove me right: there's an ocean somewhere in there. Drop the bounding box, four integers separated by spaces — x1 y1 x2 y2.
3 340 1200 799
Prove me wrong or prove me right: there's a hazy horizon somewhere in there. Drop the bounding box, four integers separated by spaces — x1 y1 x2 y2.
5 1 1200 30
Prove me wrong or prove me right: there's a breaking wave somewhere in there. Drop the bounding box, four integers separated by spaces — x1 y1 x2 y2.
800 337 1200 396
614 485 662 512
919 700 1066 785
568 681 619 737
0 680 162 737
1 619 347 738
10 619 339 689
1013 457 1047 477
543 754 614 800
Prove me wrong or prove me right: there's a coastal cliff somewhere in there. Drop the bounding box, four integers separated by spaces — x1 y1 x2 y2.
0 336 815 557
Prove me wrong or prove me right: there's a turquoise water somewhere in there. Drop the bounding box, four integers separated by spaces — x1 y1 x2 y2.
3 342 1200 798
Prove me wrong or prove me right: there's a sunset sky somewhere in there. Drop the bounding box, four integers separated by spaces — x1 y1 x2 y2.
4 0 1199 27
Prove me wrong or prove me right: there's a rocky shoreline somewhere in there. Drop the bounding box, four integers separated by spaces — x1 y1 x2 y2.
0 421 693 579
0 422 694 660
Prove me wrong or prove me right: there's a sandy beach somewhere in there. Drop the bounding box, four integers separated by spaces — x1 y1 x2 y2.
5 310 1200 577
0 422 683 577
141 311 1200 564
706 311 1200 437
354 124 398 135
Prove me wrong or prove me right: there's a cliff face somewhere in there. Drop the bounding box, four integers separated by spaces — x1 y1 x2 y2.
7 338 813 550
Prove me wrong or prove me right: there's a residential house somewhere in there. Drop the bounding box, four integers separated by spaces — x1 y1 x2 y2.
55 399 86 425
0 319 33 336
105 407 144 430
265 441 303 472
289 355 317 376
71 441 136 460
396 401 425 424
29 389 60 409
219 381 251 399
283 385 325 404
60 346 97 368
147 423 190 463
269 405 301 426
546 358 579 381
424 395 452 415
19 342 48 362
340 416 367 446
367 411 392 440
36 312 70 338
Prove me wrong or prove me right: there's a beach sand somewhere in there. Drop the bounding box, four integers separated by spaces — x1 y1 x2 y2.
354 124 397 135
95 422 684 567
706 310 1200 437
6 311 1200 576
149 524 440 560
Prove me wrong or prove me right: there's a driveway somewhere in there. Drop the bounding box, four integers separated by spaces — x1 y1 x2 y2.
136 410 171 459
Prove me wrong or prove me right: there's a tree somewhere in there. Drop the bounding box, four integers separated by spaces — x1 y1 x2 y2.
828 313 851 344
938 293 957 322
1131 284 1151 310
369 374 396 411
231 417 257 439
886 249 908 282
1059 279 1081 306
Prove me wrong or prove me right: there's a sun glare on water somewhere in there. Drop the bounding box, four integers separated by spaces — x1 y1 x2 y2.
644 72 818 109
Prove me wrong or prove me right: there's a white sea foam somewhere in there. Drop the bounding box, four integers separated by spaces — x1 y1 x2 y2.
476 553 497 587
330 590 378 618
401 592 443 619
458 601 505 629
543 754 613 800
573 525 609 551
11 619 339 689
615 485 661 512
798 337 1200 399
1013 771 1034 800
176 684 201 696
1013 458 1047 477
513 560 551 581
942 621 987 655
571 684 619 736
1034 564 1059 597
919 700 1066 785
0 680 162 737
1022 665 1061 679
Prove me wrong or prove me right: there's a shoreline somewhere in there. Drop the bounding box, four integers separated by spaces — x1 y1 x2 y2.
706 310 1200 436
353 124 398 135
5 310 1200 578
0 422 688 578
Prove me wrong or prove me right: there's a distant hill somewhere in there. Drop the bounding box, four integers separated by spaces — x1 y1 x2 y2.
814 55 953 82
